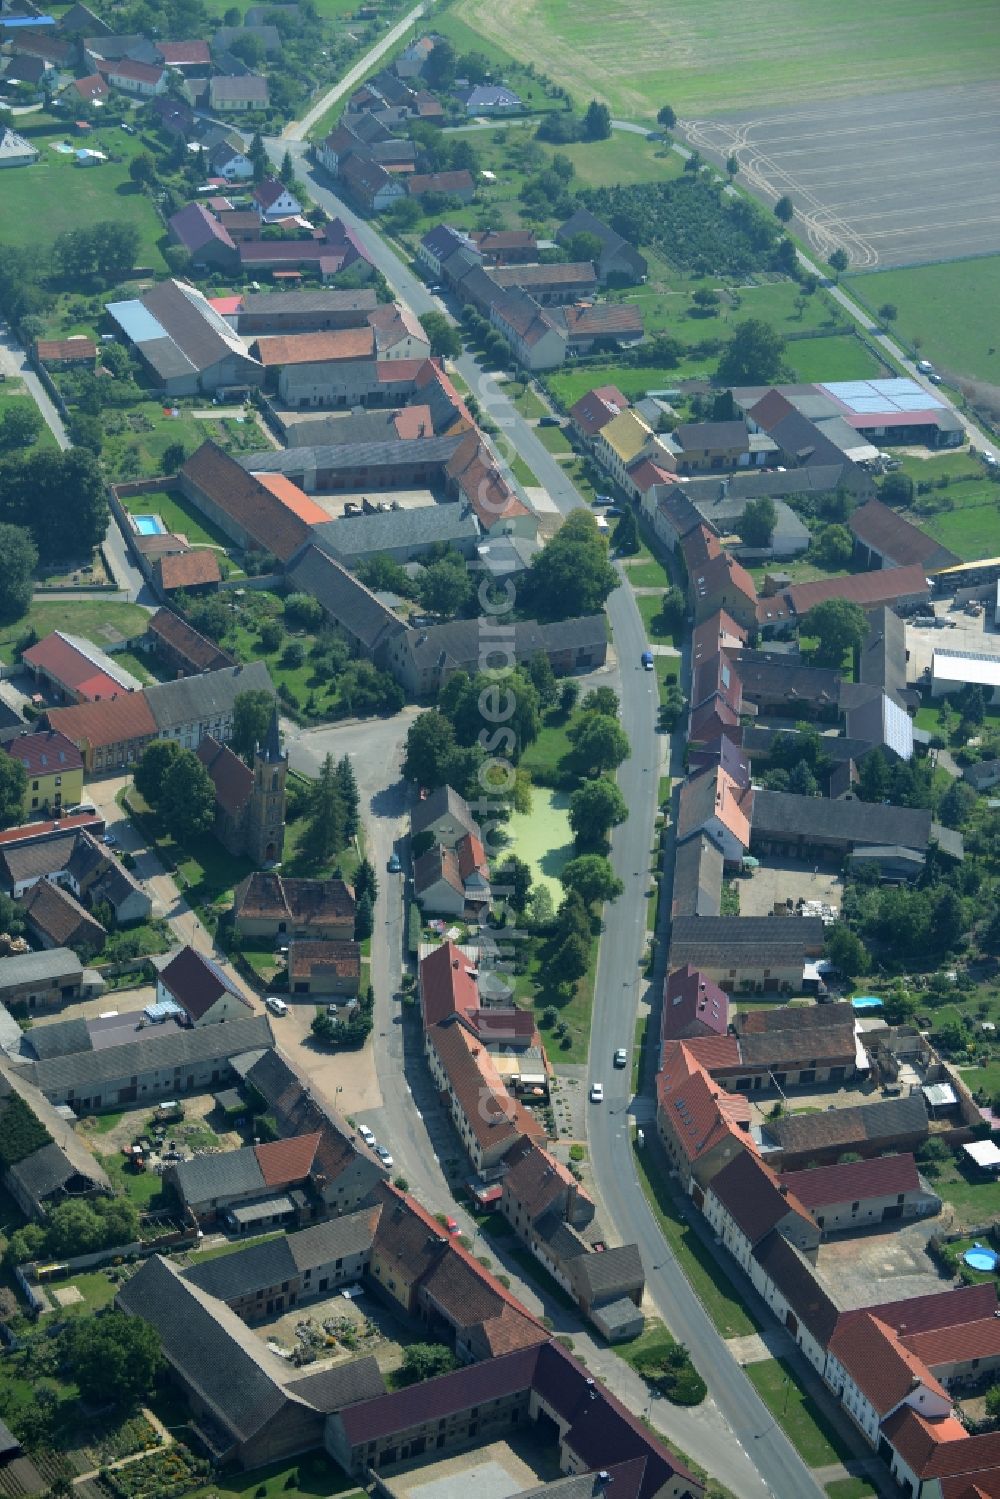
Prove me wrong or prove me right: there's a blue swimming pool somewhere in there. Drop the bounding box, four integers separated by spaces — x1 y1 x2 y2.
133 514 166 536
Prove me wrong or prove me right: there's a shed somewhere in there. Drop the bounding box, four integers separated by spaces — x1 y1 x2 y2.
964 1140 1000 1172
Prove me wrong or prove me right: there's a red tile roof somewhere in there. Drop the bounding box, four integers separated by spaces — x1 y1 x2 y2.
882 1408 969 1475
23 632 135 701
904 1316 1000 1369
827 1311 949 1415
681 1033 741 1071
656 1039 755 1164
709 1150 815 1246
254 1131 321 1187
147 609 234 673
419 940 479 1028
100 57 164 84
46 694 157 751
36 337 97 362
501 1136 589 1223
287 940 360 984
0 812 104 847
156 39 210 63
662 964 729 1041
181 441 313 563
196 736 253 818
156 549 221 591
692 609 748 667
254 473 330 525
783 563 931 616
255 327 375 366
778 1153 921 1210
429 1015 545 1155
5 730 83 778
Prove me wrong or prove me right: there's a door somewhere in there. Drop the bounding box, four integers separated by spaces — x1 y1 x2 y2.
882 1204 903 1221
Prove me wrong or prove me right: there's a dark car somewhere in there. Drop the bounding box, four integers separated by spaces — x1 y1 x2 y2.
538 415 561 427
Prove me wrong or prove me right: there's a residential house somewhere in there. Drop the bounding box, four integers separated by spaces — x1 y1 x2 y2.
560 303 644 356
407 169 475 202
491 262 598 305
777 1154 940 1236
0 947 95 1014
61 71 109 105
568 384 629 446
287 941 360 998
416 223 477 278
413 833 489 917
556 207 647 283
6 730 83 817
209 74 269 111
676 765 751 863
156 945 252 1027
655 1039 755 1196
97 57 165 94
424 1014 544 1172
455 83 522 113
146 609 234 678
207 141 253 180
168 202 238 269
155 38 211 72
671 420 751 472
384 615 607 698
253 178 302 222
690 551 760 632
21 878 106 958
367 302 430 362
232 871 356 942
661 966 729 1044
143 661 276 753
488 287 566 372
670 834 724 921
418 940 480 1030
339 152 405 212
168 1131 326 1224
704 1152 820 1275
64 830 151 925
750 1229 839 1375
410 785 481 850
254 327 377 406
43 694 157 775
668 915 826 993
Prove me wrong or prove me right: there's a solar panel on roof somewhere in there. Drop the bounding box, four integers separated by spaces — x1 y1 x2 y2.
894 393 942 411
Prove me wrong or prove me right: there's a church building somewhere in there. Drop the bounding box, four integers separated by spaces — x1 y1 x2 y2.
196 708 287 864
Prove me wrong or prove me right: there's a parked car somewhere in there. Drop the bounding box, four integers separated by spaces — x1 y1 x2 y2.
265 996 288 1016
538 415 560 427
641 650 654 671
101 832 117 846
613 1048 627 1068
917 359 934 374
357 1124 376 1146
445 1216 459 1234
375 1144 394 1167
387 851 401 874
590 1081 604 1103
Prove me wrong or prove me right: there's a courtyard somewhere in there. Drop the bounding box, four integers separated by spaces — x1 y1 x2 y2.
814 1217 950 1309
735 859 843 920
380 1435 561 1499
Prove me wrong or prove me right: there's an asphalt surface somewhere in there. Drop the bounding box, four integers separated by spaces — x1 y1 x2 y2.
682 83 1000 269
282 2 425 142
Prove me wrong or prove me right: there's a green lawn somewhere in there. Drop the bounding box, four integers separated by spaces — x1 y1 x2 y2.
5 117 166 268
846 256 1000 386
124 787 254 916
506 381 547 420
0 385 57 452
45 1270 119 1313
556 132 685 188
99 1150 173 1208
513 924 598 1065
116 484 237 550
622 265 843 345
0 599 150 665
636 592 679 645
746 1357 853 1468
518 709 575 785
452 0 998 115
785 334 887 384
506 786 574 902
825 1481 876 1499
633 1145 758 1337
510 453 541 487
547 365 688 409
626 553 671 589
921 501 1000 561
533 422 573 455
189 1455 361 1499
101 406 229 484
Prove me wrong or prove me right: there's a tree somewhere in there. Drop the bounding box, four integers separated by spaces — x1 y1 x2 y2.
423 37 456 90
561 853 623 907
656 105 676 128
939 779 977 830
879 472 914 507
930 887 964 953
788 759 819 796
878 302 898 325
691 285 719 313
354 856 378 907
773 194 793 222
526 511 617 619
63 1312 163 1408
494 854 532 914
134 740 181 809
402 710 458 789
569 713 631 779
717 319 786 385
828 247 849 277
546 929 588 988
0 447 108 561
811 523 853 569
527 650 557 708
569 778 628 849
421 311 461 359
582 100 612 140
259 618 283 653
284 592 325 628
301 753 345 865
354 890 373 942
566 229 604 266
736 495 776 548
0 524 36 623
526 883 555 932
0 750 24 832
803 598 867 665
0 404 41 450
613 506 639 554
128 152 157 189
159 748 216 839
726 153 739 180
397 1343 458 1386
279 149 294 184
161 441 186 474
337 755 360 842
90 221 141 282
418 554 472 617
581 687 619 718
559 680 579 715
356 552 413 596
231 689 275 761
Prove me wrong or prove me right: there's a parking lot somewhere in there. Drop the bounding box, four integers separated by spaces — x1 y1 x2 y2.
736 859 843 920
906 597 1000 680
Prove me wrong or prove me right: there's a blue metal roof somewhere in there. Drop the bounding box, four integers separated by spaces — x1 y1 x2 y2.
106 298 169 346
0 14 56 25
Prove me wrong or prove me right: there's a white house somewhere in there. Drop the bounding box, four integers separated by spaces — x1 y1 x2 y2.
253 178 303 222
155 945 251 1026
0 128 40 168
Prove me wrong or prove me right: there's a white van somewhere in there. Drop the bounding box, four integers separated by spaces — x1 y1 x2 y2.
265 996 288 1016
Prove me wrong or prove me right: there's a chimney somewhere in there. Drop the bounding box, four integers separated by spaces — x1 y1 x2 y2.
779 1184 788 1197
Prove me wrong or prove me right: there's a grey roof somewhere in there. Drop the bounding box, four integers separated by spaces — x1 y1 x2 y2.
569 1242 643 1302
669 916 825 970
285 1356 385 1412
0 831 77 891
0 1062 110 1191
146 662 274 733
236 434 464 477
0 1418 20 1458
172 1144 265 1206
311 504 480 563
239 289 377 320
769 1094 929 1154
24 1013 273 1097
286 411 405 447
7 1138 104 1202
694 495 811 554
403 615 607 674
858 606 908 695
752 1229 838 1343
741 726 871 765
729 649 841 706
286 1208 379 1268
670 833 723 919
117 1255 303 1444
0 947 82 989
286 544 407 654
846 844 925 867
410 784 479 840
676 464 872 506
185 1231 294 1297
27 1017 92 1061
751 789 952 855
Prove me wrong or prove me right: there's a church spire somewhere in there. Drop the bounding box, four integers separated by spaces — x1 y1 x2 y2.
263 706 283 764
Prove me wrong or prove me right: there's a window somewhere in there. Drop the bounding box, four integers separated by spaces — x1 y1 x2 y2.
32 780 38 791
55 776 61 786
851 1201 859 1213
897 1194 905 1205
